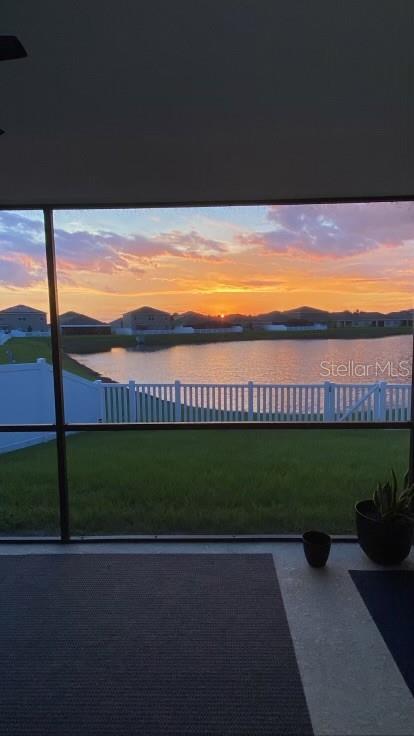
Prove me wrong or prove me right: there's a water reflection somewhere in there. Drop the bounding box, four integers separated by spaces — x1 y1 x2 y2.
71 334 413 385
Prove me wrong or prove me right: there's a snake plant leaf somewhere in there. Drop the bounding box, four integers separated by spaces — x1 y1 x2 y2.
371 473 414 522
384 481 393 514
373 482 381 511
391 468 398 507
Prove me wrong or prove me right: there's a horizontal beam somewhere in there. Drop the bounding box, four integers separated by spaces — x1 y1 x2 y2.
0 421 411 432
2 194 414 212
0 537 61 544
0 424 58 432
0 534 358 544
66 421 414 431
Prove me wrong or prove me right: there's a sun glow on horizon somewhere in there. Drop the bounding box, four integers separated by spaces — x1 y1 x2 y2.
0 203 413 321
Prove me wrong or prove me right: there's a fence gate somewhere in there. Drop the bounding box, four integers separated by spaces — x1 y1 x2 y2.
336 383 384 422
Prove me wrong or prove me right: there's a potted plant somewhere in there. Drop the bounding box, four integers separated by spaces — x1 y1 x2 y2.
302 530 331 567
355 470 414 565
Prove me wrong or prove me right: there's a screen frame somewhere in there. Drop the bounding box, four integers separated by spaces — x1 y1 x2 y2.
0 200 412 543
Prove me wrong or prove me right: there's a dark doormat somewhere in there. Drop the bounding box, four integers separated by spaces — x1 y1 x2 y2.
0 554 312 735
350 570 414 697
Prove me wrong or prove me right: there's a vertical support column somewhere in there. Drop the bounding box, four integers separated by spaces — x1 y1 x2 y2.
247 381 254 421
409 333 414 484
37 358 53 441
128 379 137 422
323 381 334 421
44 208 70 543
175 380 181 422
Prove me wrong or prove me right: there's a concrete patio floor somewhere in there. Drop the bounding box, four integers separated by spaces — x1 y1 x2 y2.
1 542 413 736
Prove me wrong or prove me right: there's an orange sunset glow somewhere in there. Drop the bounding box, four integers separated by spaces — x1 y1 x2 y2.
0 203 413 320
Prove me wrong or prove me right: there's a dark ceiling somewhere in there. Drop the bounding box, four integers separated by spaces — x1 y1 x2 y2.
1 0 413 207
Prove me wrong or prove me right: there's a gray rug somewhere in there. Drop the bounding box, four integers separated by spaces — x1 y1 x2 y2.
0 554 312 735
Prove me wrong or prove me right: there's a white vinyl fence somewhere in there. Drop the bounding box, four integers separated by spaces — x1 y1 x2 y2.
0 359 101 453
0 361 411 453
97 379 411 423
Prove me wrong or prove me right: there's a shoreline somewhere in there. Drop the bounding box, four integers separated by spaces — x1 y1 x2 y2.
64 355 116 383
62 326 413 355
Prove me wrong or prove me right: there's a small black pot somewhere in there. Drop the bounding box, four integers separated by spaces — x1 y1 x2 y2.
355 500 413 565
303 530 331 567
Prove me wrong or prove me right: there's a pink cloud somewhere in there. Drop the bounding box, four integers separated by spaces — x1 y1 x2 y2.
238 202 414 259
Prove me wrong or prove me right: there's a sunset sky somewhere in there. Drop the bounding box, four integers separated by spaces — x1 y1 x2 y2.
0 202 413 321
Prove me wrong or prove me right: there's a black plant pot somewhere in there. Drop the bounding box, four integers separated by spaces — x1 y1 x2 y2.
355 500 413 565
303 530 331 567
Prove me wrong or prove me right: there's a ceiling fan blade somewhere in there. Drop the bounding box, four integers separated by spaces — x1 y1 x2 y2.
0 36 27 61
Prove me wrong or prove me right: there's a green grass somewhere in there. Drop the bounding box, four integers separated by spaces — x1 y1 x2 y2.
0 429 409 535
0 338 99 380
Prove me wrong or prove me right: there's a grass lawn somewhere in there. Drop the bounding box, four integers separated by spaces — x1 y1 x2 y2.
0 429 409 535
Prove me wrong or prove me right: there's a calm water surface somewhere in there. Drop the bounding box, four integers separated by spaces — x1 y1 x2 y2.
71 335 413 385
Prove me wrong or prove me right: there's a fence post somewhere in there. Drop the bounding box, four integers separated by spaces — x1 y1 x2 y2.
128 380 137 422
323 381 334 421
248 381 254 421
174 380 181 422
94 380 105 422
377 381 387 421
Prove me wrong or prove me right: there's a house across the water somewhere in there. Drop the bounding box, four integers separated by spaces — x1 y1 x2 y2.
0 304 48 333
112 306 173 334
330 309 413 328
59 312 111 335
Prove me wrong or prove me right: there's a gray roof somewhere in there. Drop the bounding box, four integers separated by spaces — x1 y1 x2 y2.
386 309 413 319
123 306 171 318
59 311 106 326
0 304 46 315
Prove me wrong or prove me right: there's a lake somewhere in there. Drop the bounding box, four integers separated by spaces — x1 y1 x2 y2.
71 334 413 385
